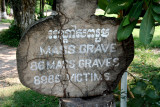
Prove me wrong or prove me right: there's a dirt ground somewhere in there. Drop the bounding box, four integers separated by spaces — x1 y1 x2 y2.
0 23 10 31
0 44 20 88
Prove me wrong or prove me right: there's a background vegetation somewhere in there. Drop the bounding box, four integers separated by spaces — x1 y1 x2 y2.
0 0 160 107
0 26 159 107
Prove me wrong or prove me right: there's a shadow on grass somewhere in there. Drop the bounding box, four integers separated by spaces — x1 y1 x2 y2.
129 62 160 79
0 89 59 107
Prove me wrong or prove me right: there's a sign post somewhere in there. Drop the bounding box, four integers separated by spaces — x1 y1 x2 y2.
120 72 128 107
17 0 134 106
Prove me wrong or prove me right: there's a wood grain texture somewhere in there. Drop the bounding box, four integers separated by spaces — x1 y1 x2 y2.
17 0 134 97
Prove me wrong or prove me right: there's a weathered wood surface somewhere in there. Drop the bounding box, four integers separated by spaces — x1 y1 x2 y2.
17 0 134 97
60 94 115 107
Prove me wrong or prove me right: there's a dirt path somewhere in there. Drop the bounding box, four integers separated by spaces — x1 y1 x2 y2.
0 44 20 88
0 23 10 31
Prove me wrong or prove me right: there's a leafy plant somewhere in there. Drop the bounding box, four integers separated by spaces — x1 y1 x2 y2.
98 0 160 46
35 0 52 19
0 24 22 47
128 76 160 107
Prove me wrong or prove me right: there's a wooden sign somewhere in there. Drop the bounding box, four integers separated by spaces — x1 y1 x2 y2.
17 0 134 97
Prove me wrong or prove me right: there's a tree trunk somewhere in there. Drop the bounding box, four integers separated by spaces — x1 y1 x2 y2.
0 0 1 20
40 0 42 17
11 0 36 31
42 0 45 17
1 0 7 19
52 0 56 11
40 0 45 18
51 0 57 15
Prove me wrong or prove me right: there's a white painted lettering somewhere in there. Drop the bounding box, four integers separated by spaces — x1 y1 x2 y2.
83 73 89 81
48 75 54 83
85 59 92 68
30 62 38 71
101 44 110 53
68 45 76 54
41 76 47 84
104 73 110 81
92 59 99 67
77 74 83 82
47 61 55 70
56 61 62 69
38 61 45 70
87 44 94 53
110 43 116 53
79 44 87 53
106 58 112 67
94 44 102 53
40 46 51 55
55 75 60 83
79 60 84 68
94 73 102 81
113 58 119 66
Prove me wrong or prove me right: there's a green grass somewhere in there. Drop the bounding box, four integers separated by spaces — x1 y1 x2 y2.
0 19 13 24
128 26 160 80
0 85 59 107
0 25 21 47
0 9 160 106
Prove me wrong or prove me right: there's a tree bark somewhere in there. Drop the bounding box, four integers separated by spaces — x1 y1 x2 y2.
0 0 1 20
1 0 7 19
51 0 57 15
11 0 36 31
40 0 42 17
52 0 56 11
39 0 44 18
42 0 45 17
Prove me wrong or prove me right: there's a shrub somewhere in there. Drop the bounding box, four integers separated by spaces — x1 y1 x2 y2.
0 24 22 47
128 75 160 107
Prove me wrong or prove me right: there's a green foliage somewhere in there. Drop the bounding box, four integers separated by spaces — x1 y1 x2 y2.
105 0 133 14
117 18 137 41
98 0 109 11
98 0 160 46
0 85 59 107
128 1 143 23
152 3 160 14
128 76 160 106
46 0 55 6
125 27 160 106
153 0 160 3
6 6 11 15
35 1 52 15
0 24 22 47
140 6 155 46
0 19 13 24
0 27 159 106
117 1 143 41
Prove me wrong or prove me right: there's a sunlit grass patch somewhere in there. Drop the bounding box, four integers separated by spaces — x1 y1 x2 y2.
0 84 59 107
0 19 13 24
128 26 160 79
